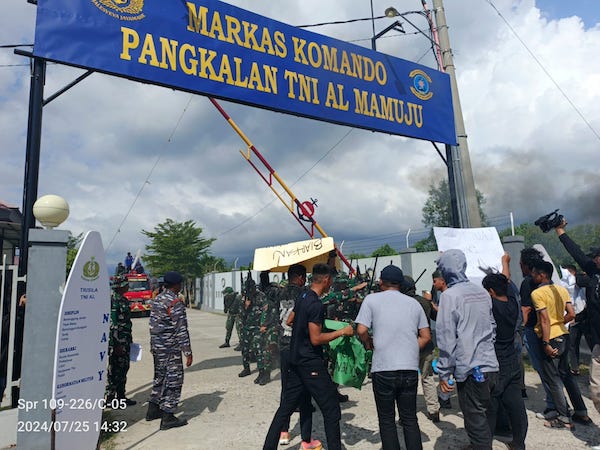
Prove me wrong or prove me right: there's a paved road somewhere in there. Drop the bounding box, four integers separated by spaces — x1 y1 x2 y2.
103 309 600 450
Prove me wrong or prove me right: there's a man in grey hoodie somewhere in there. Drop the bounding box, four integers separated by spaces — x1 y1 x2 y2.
436 249 499 450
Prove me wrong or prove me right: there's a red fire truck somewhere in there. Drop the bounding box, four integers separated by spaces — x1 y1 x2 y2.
124 272 153 315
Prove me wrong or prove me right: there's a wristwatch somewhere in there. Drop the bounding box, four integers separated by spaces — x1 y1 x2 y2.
542 341 550 346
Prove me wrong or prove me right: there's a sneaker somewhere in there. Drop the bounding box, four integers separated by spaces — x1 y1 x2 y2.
337 391 349 403
219 342 230 348
279 431 291 445
301 439 322 450
427 411 440 423
438 396 452 409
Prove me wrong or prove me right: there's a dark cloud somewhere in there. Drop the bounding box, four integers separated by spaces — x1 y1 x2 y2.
1 0 598 268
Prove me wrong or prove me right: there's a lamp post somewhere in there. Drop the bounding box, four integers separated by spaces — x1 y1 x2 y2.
382 2 481 228
371 20 405 51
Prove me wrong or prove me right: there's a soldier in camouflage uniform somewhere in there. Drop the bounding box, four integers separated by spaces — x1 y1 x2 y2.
323 272 368 322
238 275 267 380
258 271 281 385
220 287 240 348
146 271 192 430
105 275 136 406
232 291 244 351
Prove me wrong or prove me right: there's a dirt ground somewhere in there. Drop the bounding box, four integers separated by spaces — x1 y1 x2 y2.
102 309 600 450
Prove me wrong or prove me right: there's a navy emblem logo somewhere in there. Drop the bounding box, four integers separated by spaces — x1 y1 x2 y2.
82 257 100 281
92 0 145 21
409 69 433 101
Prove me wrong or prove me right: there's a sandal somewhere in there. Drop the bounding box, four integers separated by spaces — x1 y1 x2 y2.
572 414 593 425
544 418 575 430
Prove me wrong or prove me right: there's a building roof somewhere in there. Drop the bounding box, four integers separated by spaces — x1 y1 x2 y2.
0 202 23 246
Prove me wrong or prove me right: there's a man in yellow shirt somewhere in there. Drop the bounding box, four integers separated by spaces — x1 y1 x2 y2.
531 260 591 429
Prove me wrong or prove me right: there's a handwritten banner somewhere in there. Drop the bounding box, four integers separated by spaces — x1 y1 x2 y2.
33 0 456 144
253 236 336 272
433 227 505 283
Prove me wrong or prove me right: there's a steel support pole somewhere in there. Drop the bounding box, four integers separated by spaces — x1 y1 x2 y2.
445 144 460 227
19 57 46 276
432 0 481 227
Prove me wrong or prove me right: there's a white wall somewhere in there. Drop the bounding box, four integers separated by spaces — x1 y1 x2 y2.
196 251 440 312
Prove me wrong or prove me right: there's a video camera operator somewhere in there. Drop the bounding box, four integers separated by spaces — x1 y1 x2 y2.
553 217 600 414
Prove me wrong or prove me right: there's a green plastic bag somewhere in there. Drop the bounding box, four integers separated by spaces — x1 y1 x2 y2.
325 320 369 389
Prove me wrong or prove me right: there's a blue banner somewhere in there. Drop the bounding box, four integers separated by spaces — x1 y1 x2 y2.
33 0 457 145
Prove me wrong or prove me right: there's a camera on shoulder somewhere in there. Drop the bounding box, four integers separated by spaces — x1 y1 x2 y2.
534 209 564 233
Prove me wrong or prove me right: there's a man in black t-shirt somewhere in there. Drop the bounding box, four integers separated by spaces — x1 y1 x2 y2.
483 273 528 450
519 247 558 418
555 219 600 414
263 264 353 450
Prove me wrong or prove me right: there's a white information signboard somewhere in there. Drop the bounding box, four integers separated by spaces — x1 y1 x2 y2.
433 227 505 283
51 231 110 449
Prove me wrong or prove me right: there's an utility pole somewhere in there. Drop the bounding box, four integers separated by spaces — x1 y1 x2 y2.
432 0 481 227
19 56 46 276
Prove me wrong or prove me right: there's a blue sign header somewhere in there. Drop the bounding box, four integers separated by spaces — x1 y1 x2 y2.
33 0 457 145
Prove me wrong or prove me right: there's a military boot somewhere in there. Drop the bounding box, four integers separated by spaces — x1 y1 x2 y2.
159 412 188 430
254 370 264 384
145 402 162 421
238 367 251 377
219 342 230 348
259 371 271 386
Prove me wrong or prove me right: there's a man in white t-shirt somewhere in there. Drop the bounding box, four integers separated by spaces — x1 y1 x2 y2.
356 265 431 450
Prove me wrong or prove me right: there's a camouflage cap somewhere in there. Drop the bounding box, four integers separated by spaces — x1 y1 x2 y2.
222 286 234 294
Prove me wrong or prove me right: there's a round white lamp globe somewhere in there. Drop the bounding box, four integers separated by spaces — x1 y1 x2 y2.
33 195 70 229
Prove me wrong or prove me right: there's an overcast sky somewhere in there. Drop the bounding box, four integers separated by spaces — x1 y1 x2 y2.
1 0 598 269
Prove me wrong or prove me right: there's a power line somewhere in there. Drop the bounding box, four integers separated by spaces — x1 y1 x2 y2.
293 128 354 184
297 15 386 28
217 128 355 237
348 29 423 45
485 0 600 143
105 94 195 251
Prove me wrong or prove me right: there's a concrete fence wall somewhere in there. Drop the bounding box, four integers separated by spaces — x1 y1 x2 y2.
195 237 525 313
